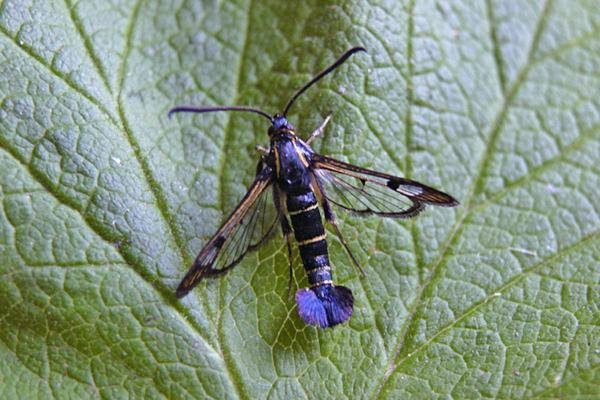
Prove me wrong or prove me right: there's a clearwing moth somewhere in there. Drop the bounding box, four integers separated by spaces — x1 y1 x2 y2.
170 47 458 328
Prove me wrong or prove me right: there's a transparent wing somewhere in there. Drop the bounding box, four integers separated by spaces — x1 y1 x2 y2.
177 166 279 297
312 154 458 218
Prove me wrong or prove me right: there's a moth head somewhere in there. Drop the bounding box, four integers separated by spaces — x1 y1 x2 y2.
268 114 294 137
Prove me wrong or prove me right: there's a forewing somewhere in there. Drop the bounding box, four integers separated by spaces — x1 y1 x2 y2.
312 154 458 218
176 167 278 297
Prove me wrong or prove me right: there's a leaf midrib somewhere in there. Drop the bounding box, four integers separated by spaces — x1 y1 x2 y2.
212 0 259 398
3 0 599 397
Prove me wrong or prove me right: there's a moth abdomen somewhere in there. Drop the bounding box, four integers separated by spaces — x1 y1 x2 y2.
286 190 353 327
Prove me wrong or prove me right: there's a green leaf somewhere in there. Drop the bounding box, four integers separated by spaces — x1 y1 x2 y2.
1 0 598 398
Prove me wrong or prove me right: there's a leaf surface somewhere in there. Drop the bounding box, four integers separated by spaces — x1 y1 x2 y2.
0 0 598 398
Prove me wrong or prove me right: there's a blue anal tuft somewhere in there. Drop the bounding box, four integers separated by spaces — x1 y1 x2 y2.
295 285 353 328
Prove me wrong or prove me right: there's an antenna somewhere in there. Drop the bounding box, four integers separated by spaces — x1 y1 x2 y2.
169 47 367 123
282 46 367 116
168 106 273 122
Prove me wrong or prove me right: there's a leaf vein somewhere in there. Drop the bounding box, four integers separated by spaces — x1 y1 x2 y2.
0 26 119 127
390 230 599 376
63 0 113 97
485 0 507 94
211 0 256 398
0 144 220 360
370 0 555 397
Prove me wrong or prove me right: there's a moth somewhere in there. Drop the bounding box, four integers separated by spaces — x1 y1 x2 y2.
171 47 458 328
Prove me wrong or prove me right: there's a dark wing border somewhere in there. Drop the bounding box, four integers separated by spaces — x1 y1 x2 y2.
312 154 458 218
176 166 278 297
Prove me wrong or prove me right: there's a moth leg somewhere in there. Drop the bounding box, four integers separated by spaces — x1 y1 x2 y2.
255 158 266 176
323 199 365 277
281 217 295 298
306 113 332 144
311 174 364 276
255 145 269 155
272 185 295 297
